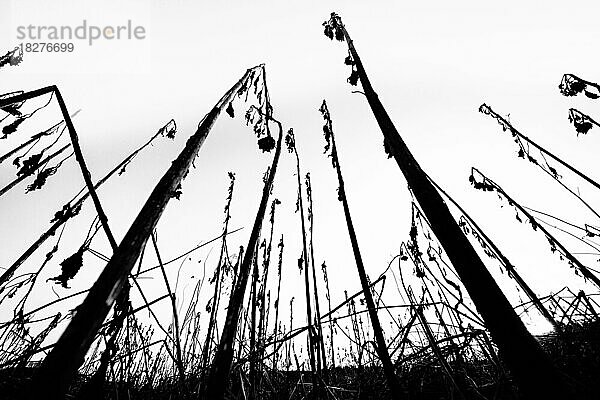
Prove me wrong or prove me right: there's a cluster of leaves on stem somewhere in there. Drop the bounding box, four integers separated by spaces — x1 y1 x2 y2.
237 66 276 152
468 168 495 192
458 216 496 260
0 46 23 69
319 100 337 168
27 164 60 192
568 108 598 136
468 168 592 277
159 119 177 140
559 74 600 99
480 103 560 179
323 13 360 86
119 119 177 176
323 12 345 42
16 153 43 176
51 203 82 224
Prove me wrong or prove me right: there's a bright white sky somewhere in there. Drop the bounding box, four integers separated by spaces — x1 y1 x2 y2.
1 0 600 352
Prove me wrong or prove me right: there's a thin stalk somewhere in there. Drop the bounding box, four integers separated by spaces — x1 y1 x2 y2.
53 88 118 250
151 232 184 383
200 172 236 387
206 120 283 400
319 99 399 393
408 291 466 399
272 235 284 370
305 173 328 377
321 262 335 369
286 129 318 384
249 243 259 399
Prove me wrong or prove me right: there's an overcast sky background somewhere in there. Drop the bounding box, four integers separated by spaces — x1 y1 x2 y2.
2 0 600 348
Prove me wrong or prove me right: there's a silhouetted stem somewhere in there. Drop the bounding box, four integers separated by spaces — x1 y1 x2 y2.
30 67 258 399
321 99 400 393
472 167 600 290
428 176 560 331
152 233 184 383
290 143 318 383
53 89 118 250
327 13 574 399
206 122 283 400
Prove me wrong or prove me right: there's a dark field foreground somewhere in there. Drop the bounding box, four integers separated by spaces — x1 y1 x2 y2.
2 320 599 400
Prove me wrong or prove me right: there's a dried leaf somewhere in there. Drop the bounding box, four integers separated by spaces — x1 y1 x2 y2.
226 102 235 118
171 183 183 200
49 248 85 288
17 153 42 176
258 134 275 153
26 166 59 192
2 118 25 138
347 70 359 86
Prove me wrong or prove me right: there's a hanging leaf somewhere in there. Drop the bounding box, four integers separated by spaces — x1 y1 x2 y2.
469 172 495 192
2 118 25 138
323 125 331 153
383 137 393 158
529 217 538 231
258 134 275 153
160 119 177 139
51 203 82 223
559 74 586 97
26 166 59 192
568 108 597 136
347 70 359 86
226 102 235 118
118 162 130 176
17 153 43 176
575 120 593 135
170 183 183 200
547 236 557 253
415 266 425 278
49 247 85 288
344 55 354 66
515 212 522 223
323 24 334 40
